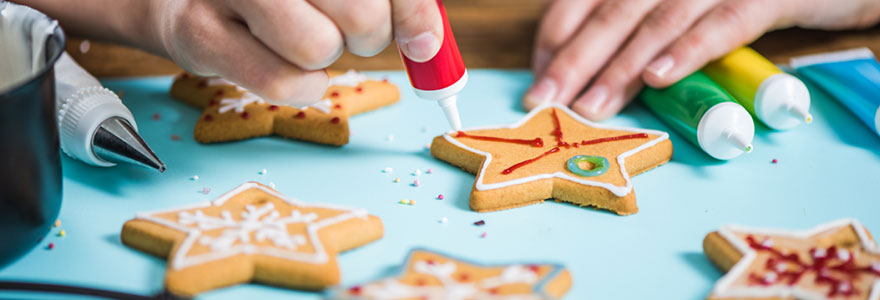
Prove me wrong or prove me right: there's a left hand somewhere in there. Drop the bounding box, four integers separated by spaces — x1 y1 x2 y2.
522 0 880 121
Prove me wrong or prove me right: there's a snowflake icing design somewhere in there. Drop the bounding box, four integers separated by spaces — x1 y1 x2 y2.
178 203 317 251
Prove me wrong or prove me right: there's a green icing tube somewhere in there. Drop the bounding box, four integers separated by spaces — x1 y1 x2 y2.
639 71 755 160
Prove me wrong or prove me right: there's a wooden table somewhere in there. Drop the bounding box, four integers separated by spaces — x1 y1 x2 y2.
65 0 880 77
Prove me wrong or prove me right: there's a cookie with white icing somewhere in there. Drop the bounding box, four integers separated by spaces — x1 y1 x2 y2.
120 182 384 298
703 219 880 300
330 249 571 300
169 70 399 145
429 103 673 215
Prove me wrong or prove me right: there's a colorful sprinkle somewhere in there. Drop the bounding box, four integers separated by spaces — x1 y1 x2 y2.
474 220 486 226
151 113 161 121
480 232 487 239
386 135 395 141
398 199 409 205
409 199 416 205
393 178 400 183
58 230 66 237
439 217 448 224
259 168 268 175
54 219 60 227
170 134 181 141
412 179 420 187
427 168 434 174
771 158 778 164
437 194 444 200
191 175 199 181
425 143 431 150
47 243 55 250
201 187 211 194
382 167 393 173
413 169 422 176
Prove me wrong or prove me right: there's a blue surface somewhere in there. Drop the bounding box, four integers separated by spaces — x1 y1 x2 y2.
1 70 878 299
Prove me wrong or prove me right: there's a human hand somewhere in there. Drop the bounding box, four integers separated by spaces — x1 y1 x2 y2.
523 0 880 121
145 0 443 106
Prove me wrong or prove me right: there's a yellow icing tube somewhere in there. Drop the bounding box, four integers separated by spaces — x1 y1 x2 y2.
703 47 812 130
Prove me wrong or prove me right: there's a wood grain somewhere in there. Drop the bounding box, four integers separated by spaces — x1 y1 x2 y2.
64 0 880 77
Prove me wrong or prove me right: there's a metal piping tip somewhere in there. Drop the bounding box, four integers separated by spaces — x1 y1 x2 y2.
93 117 166 172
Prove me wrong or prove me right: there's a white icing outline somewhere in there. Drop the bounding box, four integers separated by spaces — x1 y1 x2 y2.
329 69 367 87
712 219 880 300
310 98 333 114
442 103 669 197
135 182 368 270
205 73 365 115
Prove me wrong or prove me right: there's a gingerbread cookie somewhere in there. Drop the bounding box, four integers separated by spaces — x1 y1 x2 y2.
330 249 571 299
430 103 672 215
120 182 384 298
169 70 400 145
703 219 880 300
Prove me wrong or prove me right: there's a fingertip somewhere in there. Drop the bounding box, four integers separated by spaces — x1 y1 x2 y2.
258 70 329 107
570 85 611 121
523 77 559 109
398 31 441 62
571 100 612 122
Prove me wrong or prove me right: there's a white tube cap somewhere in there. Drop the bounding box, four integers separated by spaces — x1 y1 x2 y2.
755 73 812 130
697 102 755 160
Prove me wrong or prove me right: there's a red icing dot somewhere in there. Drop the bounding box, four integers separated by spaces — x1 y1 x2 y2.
772 159 778 164
426 259 435 265
208 99 217 106
197 80 207 88
47 243 55 250
268 105 279 111
330 91 340 98
331 117 341 124
382 78 389 82
214 90 224 96
347 286 361 295
355 87 364 93
333 104 342 110
528 265 540 273
204 114 214 121
241 112 249 119
180 73 190 79
488 288 499 295
295 111 306 119
416 278 427 286
458 273 470 282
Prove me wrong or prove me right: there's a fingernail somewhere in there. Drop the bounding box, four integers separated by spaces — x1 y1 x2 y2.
399 32 440 62
532 49 551 75
524 78 558 109
573 85 608 117
646 55 674 79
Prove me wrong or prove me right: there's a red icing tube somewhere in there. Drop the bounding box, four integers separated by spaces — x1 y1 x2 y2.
399 0 467 130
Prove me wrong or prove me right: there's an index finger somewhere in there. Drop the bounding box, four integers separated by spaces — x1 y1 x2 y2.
391 0 444 62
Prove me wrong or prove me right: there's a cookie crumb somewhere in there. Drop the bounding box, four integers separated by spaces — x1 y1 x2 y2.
54 219 61 227
58 230 66 237
437 194 444 200
382 167 392 173
771 158 778 164
474 220 486 226
170 134 181 141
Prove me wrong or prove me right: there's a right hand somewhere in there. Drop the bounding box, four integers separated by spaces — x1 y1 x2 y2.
144 0 444 106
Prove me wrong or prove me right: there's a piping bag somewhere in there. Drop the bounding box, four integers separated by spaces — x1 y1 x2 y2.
54 53 165 172
398 0 466 131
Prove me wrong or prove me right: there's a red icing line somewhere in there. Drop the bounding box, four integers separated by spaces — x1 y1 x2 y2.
456 131 543 147
295 111 306 119
203 114 213 121
550 108 565 146
331 117 340 124
268 105 279 111
745 235 879 297
580 133 649 145
502 147 560 175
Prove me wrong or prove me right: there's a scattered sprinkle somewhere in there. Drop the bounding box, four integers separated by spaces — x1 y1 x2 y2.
409 199 416 205
54 220 61 227
170 134 181 141
474 220 486 226
413 169 422 176
771 158 778 164
393 178 400 183
47 243 55 250
191 175 199 181
268 182 276 188
386 135 395 141
480 232 487 239
58 230 66 237
412 179 420 187
399 199 408 205
79 40 90 54
425 143 431 150
427 168 434 174
382 167 393 173
439 217 448 224
437 194 444 200
200 187 211 195
259 168 268 175
151 113 161 121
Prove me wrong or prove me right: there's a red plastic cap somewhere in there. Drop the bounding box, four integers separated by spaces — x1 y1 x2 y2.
399 0 467 91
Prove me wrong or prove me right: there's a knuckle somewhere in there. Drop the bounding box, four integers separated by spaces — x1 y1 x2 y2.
644 5 689 31
593 1 630 26
713 2 750 30
344 4 388 36
296 35 343 69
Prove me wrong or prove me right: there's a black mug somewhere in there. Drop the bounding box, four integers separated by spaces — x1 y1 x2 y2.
0 3 66 267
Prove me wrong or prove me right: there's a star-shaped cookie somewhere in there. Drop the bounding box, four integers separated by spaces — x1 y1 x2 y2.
120 182 384 298
430 103 672 215
703 219 880 300
169 70 399 145
330 249 571 299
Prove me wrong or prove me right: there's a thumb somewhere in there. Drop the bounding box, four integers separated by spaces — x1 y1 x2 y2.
391 0 444 62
